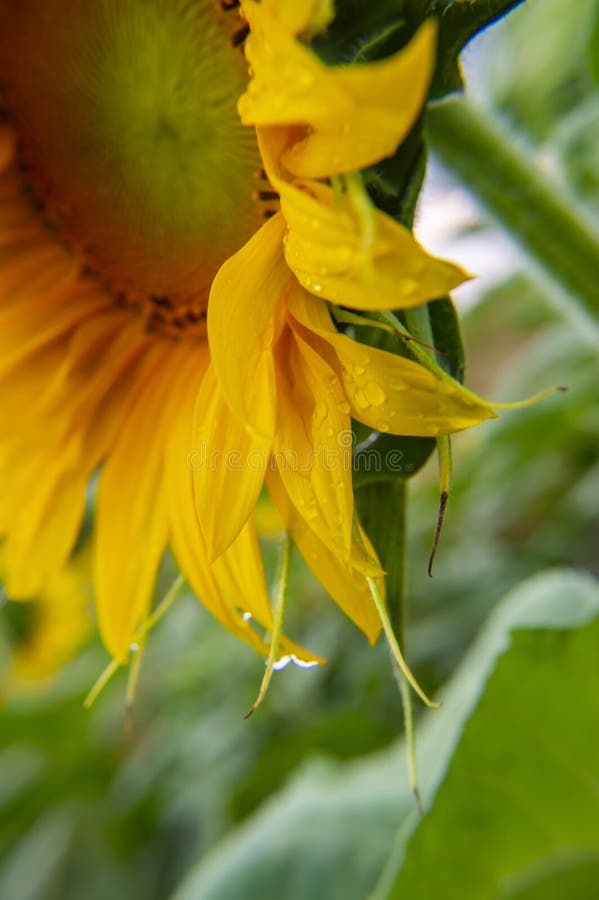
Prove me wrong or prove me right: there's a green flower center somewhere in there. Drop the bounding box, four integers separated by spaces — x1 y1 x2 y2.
0 0 267 331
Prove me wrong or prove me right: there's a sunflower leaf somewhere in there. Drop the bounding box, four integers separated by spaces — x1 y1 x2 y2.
169 570 599 900
412 0 526 97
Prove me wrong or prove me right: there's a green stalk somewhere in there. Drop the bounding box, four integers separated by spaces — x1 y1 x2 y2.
358 481 425 809
427 96 599 331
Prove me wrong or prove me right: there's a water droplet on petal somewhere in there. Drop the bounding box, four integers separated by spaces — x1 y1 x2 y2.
354 389 369 409
304 504 319 521
313 401 327 427
364 382 386 406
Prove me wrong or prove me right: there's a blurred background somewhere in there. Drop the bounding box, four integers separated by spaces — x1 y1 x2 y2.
1 1 597 898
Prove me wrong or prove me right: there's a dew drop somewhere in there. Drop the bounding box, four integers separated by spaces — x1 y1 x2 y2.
273 654 320 671
312 401 327 427
364 382 386 406
354 389 369 409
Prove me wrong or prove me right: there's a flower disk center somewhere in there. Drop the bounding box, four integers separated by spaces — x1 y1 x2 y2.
0 0 265 330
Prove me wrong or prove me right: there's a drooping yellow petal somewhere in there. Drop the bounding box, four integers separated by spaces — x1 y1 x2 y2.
208 212 290 441
273 325 355 565
210 519 325 665
193 363 267 559
0 315 154 597
278 177 468 309
289 286 498 436
94 343 178 660
2 459 87 599
267 468 381 644
165 345 323 665
164 355 270 655
240 10 436 178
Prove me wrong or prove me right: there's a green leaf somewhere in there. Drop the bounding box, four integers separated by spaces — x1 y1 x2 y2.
589 0 599 84
382 569 599 898
169 570 599 900
424 0 526 98
314 1 525 99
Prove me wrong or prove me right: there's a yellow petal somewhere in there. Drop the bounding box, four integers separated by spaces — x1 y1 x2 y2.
279 178 467 309
2 461 87 598
273 324 355 564
94 344 178 660
1 317 153 596
166 347 322 665
267 468 381 644
289 286 498 436
0 282 112 380
241 13 436 178
211 519 325 665
193 363 267 559
208 213 290 441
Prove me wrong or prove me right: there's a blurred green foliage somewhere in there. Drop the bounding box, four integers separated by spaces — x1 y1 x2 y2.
1 0 598 898
172 571 599 900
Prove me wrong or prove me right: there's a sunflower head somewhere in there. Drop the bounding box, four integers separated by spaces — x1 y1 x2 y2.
0 0 270 333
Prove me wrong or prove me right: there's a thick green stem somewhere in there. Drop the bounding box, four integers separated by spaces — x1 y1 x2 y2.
427 97 599 328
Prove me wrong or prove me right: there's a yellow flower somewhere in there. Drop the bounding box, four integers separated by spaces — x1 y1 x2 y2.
198 2 497 640
0 0 494 667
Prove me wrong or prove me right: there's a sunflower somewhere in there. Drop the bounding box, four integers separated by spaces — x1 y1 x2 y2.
195 3 497 638
0 0 494 674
